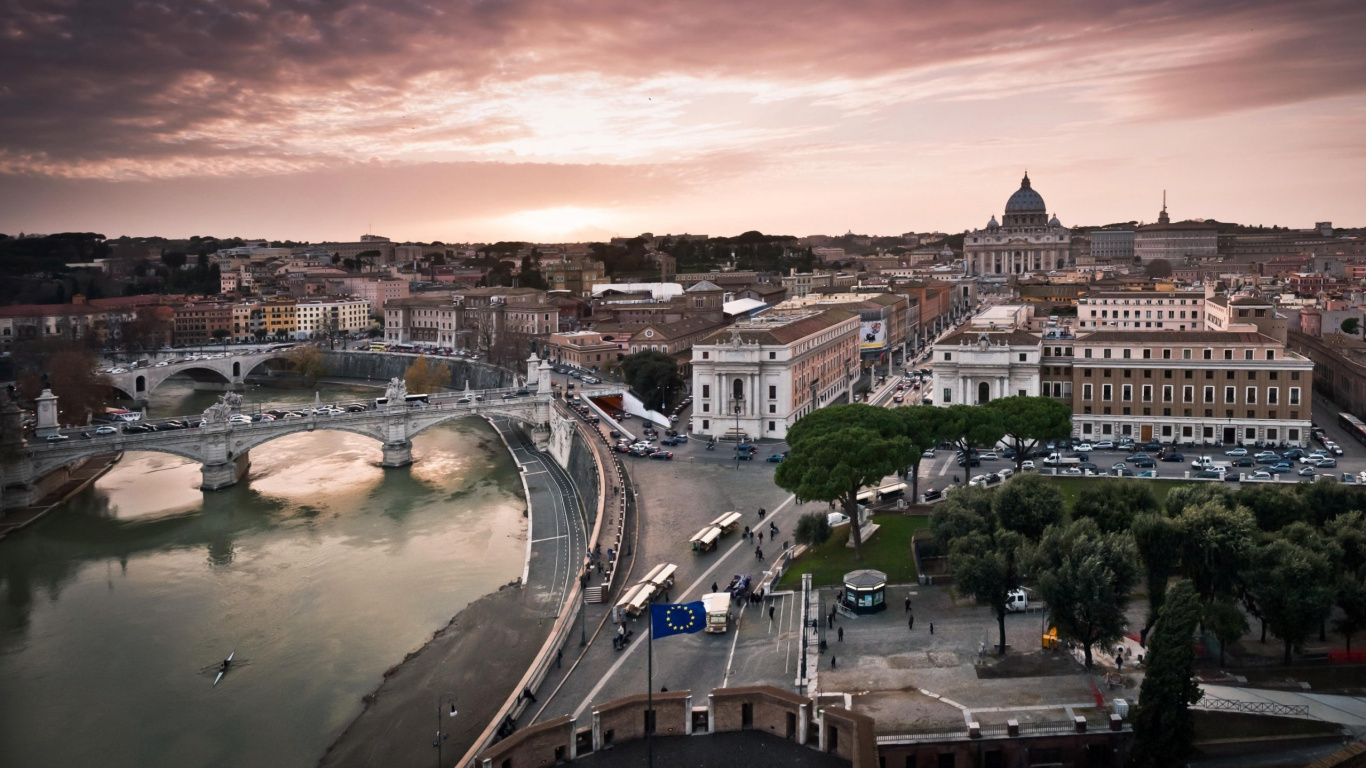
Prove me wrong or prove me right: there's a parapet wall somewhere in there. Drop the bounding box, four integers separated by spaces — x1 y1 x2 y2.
313 351 514 390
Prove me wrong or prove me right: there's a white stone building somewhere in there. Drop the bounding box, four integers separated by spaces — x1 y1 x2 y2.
931 329 1042 406
1076 291 1206 331
690 309 859 440
964 174 1072 278
1134 199 1217 264
294 298 370 339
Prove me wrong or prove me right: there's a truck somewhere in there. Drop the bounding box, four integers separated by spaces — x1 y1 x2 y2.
1189 456 1230 472
703 593 731 633
1042 453 1080 468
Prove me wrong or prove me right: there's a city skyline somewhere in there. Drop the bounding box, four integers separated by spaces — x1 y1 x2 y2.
1 0 1364 242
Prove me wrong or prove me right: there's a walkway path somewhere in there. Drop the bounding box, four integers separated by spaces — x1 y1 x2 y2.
1200 684 1366 730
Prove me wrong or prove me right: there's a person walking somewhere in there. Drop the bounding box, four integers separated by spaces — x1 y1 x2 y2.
556 649 562 669
758 532 763 544
837 626 844 642
768 605 775 621
929 623 934 635
755 546 764 560
712 582 718 593
831 656 837 669
904 596 911 613
908 613 914 631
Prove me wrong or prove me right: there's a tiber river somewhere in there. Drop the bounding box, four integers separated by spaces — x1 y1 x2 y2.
0 379 526 768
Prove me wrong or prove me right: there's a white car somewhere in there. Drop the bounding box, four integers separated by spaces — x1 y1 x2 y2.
827 512 851 527
1250 470 1273 481
154 361 169 367
1076 443 1094 452
997 468 1015 480
978 451 999 461
921 449 936 459
1061 467 1083 475
1021 460 1036 471
109 368 128 374
94 425 120 435
228 415 253 425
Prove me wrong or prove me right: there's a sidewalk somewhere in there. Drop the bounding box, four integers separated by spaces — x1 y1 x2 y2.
1200 684 1366 730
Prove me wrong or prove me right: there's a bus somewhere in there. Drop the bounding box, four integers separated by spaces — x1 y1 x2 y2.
856 481 908 504
373 393 430 410
266 342 296 352
1339 413 1366 447
369 342 387 352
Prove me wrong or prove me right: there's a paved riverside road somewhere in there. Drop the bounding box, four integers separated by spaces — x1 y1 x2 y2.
490 416 586 617
525 441 807 725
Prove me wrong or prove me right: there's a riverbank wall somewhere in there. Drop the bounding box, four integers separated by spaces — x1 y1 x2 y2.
318 352 514 390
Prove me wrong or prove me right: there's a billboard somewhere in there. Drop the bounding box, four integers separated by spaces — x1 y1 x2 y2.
861 320 888 351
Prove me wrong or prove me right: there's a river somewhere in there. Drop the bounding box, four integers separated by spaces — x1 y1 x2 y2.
0 379 527 768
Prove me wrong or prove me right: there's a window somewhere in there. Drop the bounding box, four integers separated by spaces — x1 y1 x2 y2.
1084 349 1092 358
769 404 777 413
1225 386 1235 403
1123 349 1132 359
1204 386 1214 403
1144 349 1152 359
702 419 709 430
1163 349 1172 359
1268 388 1278 405
1183 349 1192 359
1104 349 1112 359
1142 385 1153 402
1204 349 1213 360
702 403 710 412
1163 385 1173 402
702 385 710 398
1083 384 1093 400
943 352 952 361
1224 350 1234 360
1266 350 1275 360
769 352 776 360
769 421 776 431
1290 387 1300 405
1292 371 1300 380
1102 384 1112 401
1183 386 1194 402
702 351 709 359
943 388 952 403
1245 350 1254 360
768 385 777 399
1018 353 1027 362
1122 384 1132 401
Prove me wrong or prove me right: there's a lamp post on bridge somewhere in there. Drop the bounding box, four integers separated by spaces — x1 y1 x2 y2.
434 691 457 768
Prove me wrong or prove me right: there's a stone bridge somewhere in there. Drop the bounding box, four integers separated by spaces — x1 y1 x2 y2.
4 358 626 509
105 349 294 402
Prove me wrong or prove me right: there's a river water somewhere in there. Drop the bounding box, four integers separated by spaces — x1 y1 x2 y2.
0 379 527 768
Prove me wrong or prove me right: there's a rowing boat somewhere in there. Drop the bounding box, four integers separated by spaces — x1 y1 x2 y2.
213 651 234 687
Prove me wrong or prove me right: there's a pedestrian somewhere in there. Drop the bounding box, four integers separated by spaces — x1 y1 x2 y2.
556 649 562 669
929 623 934 635
769 605 775 621
827 614 833 629
831 656 837 669
712 582 719 593
758 532 763 544
522 686 537 704
1115 654 1123 672
905 596 911 613
756 547 764 561
838 626 844 642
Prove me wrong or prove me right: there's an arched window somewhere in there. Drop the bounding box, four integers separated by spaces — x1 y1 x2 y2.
978 381 990 404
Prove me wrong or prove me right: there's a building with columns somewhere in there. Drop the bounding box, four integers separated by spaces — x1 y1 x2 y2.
690 309 859 440
964 173 1072 278
931 329 1043 406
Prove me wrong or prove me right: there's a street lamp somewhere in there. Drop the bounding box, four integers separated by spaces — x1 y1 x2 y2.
434 692 457 768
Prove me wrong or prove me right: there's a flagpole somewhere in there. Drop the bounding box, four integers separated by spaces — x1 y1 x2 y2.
648 613 654 768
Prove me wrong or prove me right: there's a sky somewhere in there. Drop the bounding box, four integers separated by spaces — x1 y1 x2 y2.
1 0 1364 243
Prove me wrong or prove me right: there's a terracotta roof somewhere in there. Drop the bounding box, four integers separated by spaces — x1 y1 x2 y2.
1077 330 1272 344
1082 291 1203 300
634 316 728 341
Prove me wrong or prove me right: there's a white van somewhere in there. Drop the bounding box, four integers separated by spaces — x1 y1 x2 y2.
1006 588 1029 613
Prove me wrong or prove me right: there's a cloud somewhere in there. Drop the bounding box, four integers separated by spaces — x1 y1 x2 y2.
0 0 1363 182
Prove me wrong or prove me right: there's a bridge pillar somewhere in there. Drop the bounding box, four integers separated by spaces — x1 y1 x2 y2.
531 423 551 452
201 452 250 491
381 441 413 467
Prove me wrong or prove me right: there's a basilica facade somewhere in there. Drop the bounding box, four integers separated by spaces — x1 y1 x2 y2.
964 173 1071 277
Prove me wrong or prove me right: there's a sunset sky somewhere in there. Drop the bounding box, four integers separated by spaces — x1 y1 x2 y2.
1 0 1363 243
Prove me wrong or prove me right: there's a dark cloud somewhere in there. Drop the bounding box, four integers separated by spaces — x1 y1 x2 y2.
0 0 1363 176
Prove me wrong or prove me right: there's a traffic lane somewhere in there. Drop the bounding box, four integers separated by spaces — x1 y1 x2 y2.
724 589 804 690
535 456 798 721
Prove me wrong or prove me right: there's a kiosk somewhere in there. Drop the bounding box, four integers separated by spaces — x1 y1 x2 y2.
842 569 888 615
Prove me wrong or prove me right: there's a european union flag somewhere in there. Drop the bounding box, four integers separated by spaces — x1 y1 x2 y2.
651 601 706 638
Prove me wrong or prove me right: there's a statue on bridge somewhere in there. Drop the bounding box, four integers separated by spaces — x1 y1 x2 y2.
201 394 236 424
385 377 408 404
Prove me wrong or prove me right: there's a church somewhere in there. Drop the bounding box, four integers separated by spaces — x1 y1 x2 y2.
964 173 1071 278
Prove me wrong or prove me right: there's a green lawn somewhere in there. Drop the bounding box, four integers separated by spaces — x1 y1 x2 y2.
1041 475 1195 512
778 514 928 588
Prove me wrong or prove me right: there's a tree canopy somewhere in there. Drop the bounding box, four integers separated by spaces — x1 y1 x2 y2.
984 396 1072 472
1028 518 1139 668
1130 581 1203 768
621 351 684 412
403 355 450 395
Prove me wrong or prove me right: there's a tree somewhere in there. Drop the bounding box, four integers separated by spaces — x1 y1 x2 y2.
1163 482 1233 518
1073 480 1157 534
1129 581 1203 768
776 405 912 560
930 486 1022 655
1342 317 1361 337
940 405 1005 460
211 328 229 348
891 405 951 503
620 351 683 412
991 473 1064 542
1132 513 1182 644
1203 599 1249 666
1335 573 1366 652
287 345 328 387
794 512 832 547
15 348 111 426
1028 518 1139 668
1244 536 1336 665
403 355 450 395
1144 258 1173 279
1235 484 1311 532
1176 500 1256 604
985 396 1072 473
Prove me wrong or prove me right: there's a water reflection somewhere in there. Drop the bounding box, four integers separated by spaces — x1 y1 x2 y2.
0 382 527 768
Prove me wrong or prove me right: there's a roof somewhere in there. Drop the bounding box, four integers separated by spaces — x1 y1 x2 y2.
0 303 107 318
843 569 887 588
592 282 683 301
1081 291 1204 300
1004 173 1046 213
633 316 728 341
1077 330 1274 345
685 279 721 292
723 298 768 316
940 328 1040 345
1137 219 1218 232
698 309 856 347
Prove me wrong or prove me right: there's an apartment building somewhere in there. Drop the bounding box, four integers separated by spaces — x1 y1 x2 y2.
262 299 297 339
172 302 234 345
543 330 621 370
294 298 371 339
690 309 859 440
383 288 559 356
1070 331 1312 446
1076 291 1206 331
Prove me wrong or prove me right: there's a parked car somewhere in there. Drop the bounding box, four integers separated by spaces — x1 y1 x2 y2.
1093 440 1115 450
1020 460 1035 471
979 451 999 461
765 453 785 463
997 468 1014 480
1225 447 1249 457
1251 470 1273 481
1269 463 1294 474
1298 466 1317 477
649 450 674 460
1161 452 1185 463
1316 457 1338 468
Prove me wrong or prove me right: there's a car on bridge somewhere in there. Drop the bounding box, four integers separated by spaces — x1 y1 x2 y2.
94 426 119 436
